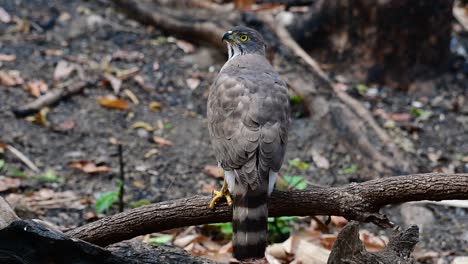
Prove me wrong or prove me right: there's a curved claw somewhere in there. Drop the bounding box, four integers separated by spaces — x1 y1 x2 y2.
208 180 233 209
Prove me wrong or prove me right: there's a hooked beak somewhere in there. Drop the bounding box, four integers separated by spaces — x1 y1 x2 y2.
222 31 233 42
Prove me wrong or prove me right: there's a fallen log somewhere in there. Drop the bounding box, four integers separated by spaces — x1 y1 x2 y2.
66 173 468 247
327 221 419 264
0 197 216 264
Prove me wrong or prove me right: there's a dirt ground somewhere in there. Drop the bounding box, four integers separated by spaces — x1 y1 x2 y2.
0 0 467 263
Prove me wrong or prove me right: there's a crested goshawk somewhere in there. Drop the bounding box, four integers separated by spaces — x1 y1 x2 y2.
207 26 290 260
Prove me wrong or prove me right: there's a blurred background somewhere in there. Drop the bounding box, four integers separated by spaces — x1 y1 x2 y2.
0 0 467 263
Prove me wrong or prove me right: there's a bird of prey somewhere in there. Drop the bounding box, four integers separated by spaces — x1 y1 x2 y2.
207 26 290 260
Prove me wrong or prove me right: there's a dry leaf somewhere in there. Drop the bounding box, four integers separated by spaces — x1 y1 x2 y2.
186 78 200 90
174 234 202 248
330 216 348 228
203 165 224 178
0 53 16 62
6 189 85 212
53 119 76 132
144 148 159 158
131 121 153 131
132 180 146 189
375 109 411 121
83 211 97 221
116 67 139 80
103 73 122 94
124 89 139 104
0 7 11 23
26 107 49 127
311 149 330 169
112 50 144 61
320 234 337 250
0 70 23 86
44 49 64 56
234 0 254 10
176 40 195 53
97 96 130 110
69 161 112 174
153 136 173 146
54 60 75 81
359 230 388 252
149 102 162 111
25 80 48 97
201 183 215 193
0 177 21 192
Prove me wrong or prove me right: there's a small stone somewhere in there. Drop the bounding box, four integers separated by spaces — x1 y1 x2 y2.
400 204 435 232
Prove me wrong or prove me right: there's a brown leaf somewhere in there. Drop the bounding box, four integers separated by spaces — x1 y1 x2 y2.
97 96 130 110
132 180 146 189
359 230 388 252
149 101 162 111
25 107 49 127
203 165 224 178
176 40 195 53
6 189 85 213
234 0 254 10
0 53 16 62
69 161 112 174
375 109 411 121
131 121 153 131
25 80 48 97
44 49 64 56
53 60 75 81
0 177 21 192
0 70 23 86
53 119 76 132
103 73 122 94
153 136 173 146
83 211 98 221
330 216 348 228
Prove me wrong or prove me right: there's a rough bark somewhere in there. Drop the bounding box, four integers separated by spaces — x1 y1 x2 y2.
317 0 454 85
327 221 419 264
0 219 215 264
66 173 468 247
112 0 415 176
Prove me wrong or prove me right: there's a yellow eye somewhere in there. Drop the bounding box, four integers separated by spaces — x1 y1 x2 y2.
239 34 249 42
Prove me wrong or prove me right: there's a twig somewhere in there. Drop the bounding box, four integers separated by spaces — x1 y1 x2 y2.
66 173 468 246
6 144 39 172
12 80 90 117
118 144 125 213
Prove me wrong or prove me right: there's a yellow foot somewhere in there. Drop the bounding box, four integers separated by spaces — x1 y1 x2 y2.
209 181 233 209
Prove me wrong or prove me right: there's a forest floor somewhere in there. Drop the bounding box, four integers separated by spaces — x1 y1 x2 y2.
0 0 467 263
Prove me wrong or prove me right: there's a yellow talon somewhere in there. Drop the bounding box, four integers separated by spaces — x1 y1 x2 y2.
209 180 233 209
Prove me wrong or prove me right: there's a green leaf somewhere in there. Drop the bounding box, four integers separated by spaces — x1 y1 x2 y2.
290 95 303 104
129 199 151 208
356 84 368 94
164 123 174 130
339 164 358 175
211 222 233 235
36 169 62 183
0 160 5 170
95 191 118 214
410 108 432 120
8 167 27 178
288 158 309 171
148 235 173 245
283 175 307 190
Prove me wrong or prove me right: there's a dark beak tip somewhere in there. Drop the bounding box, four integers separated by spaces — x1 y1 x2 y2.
222 32 230 42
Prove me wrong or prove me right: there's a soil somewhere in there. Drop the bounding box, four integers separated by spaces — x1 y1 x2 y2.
0 0 467 263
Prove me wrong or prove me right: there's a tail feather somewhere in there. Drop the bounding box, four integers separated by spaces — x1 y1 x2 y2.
232 186 268 260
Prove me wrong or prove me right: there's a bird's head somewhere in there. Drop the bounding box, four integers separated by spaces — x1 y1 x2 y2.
222 26 266 60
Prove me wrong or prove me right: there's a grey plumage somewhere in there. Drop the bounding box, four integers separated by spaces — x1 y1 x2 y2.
208 26 289 260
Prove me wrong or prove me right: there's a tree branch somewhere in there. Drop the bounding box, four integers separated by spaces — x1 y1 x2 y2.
66 173 468 247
